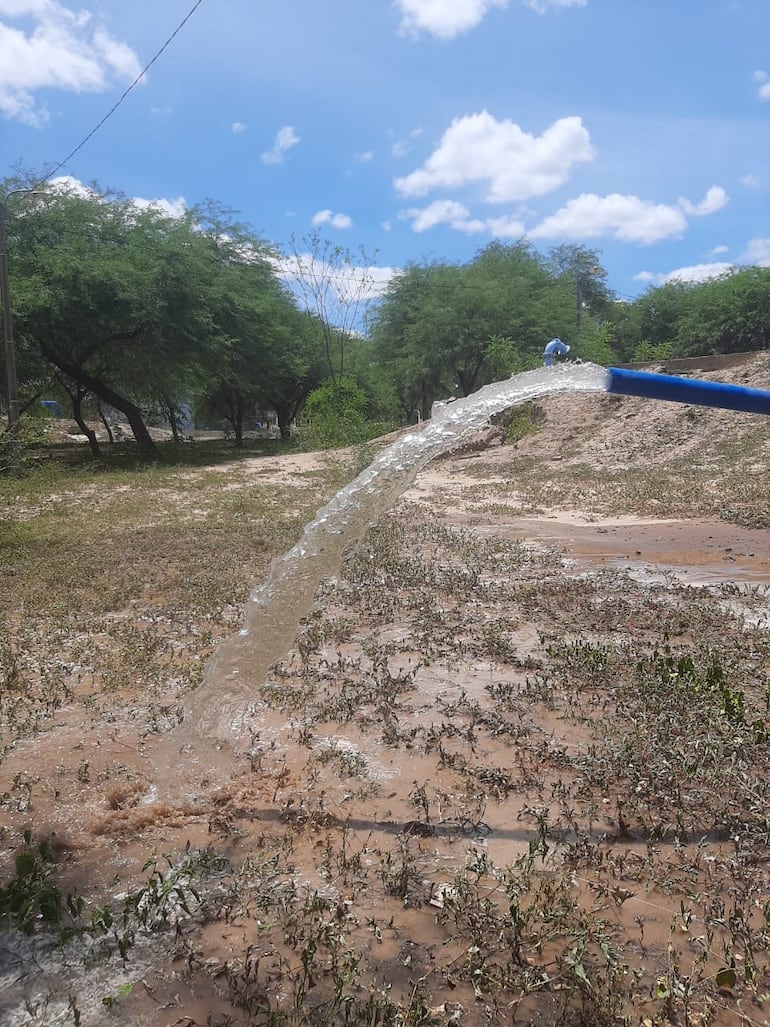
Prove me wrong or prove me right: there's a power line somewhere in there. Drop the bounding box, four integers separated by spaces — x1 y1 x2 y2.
35 0 206 189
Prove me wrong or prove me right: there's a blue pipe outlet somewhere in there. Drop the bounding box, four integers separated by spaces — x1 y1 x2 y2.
606 367 770 416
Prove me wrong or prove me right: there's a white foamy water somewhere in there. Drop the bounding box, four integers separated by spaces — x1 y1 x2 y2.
182 362 609 743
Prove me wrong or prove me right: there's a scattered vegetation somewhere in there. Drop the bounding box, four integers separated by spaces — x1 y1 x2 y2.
2 378 770 1024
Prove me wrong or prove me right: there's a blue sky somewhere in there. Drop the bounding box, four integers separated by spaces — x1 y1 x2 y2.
1 0 769 303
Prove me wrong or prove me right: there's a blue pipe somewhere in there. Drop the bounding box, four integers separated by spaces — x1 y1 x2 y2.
606 366 770 416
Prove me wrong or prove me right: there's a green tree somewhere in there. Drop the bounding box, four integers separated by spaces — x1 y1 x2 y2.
485 335 539 379
371 241 567 415
191 218 302 446
674 268 770 355
370 263 438 422
471 240 563 363
257 310 328 440
5 179 312 454
9 179 214 454
634 281 692 354
605 301 644 362
547 244 612 346
302 376 369 448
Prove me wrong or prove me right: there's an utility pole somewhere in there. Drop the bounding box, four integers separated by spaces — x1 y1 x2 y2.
0 197 19 427
0 189 43 428
576 265 603 340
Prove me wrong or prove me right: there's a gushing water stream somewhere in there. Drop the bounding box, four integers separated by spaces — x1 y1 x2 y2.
179 362 609 747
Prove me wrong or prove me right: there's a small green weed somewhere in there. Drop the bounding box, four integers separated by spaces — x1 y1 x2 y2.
0 830 79 936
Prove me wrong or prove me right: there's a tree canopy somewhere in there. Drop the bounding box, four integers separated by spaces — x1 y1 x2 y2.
3 177 320 452
369 241 613 419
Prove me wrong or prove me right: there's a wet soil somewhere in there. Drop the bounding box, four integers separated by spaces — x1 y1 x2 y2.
478 516 770 585
3 357 770 1025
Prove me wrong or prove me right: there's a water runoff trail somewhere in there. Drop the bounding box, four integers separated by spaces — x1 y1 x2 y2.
176 361 608 755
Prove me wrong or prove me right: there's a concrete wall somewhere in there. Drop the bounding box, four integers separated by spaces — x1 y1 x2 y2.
616 351 761 374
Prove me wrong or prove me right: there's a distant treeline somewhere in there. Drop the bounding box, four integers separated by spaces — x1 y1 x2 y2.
3 173 769 448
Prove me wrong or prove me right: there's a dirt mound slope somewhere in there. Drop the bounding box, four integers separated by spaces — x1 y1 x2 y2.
523 354 770 470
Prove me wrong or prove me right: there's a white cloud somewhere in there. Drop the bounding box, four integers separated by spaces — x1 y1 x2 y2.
231 121 247 134
0 1 142 126
666 262 734 284
47 173 94 197
312 209 354 230
678 185 728 217
485 213 527 238
530 185 727 245
633 263 733 287
45 174 187 218
523 0 586 11
366 265 403 297
354 150 374 162
530 192 688 244
91 25 141 80
753 69 770 100
394 0 507 40
399 198 486 233
391 127 422 159
261 125 300 165
742 173 760 189
393 0 586 37
399 199 526 238
742 238 770 266
708 244 729 256
275 253 400 301
131 194 187 218
0 3 51 12
394 112 594 203
635 238 770 287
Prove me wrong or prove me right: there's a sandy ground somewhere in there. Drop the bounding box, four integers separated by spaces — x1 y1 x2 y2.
2 357 770 1025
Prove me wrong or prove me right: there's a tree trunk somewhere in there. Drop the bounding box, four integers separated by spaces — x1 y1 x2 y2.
456 355 484 397
97 406 115 444
170 414 181 444
160 395 182 443
167 407 181 444
56 375 101 457
42 346 157 456
71 391 101 458
233 394 244 447
275 402 292 440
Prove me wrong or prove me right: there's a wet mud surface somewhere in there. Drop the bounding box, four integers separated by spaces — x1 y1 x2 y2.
490 516 770 585
3 364 770 1025
6 492 770 1025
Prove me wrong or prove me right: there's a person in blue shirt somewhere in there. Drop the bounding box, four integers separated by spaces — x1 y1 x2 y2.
543 338 570 367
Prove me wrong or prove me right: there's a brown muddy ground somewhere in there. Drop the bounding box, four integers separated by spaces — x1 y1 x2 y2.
2 357 770 1026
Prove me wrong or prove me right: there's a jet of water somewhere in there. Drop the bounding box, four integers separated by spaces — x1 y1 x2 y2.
180 362 609 745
